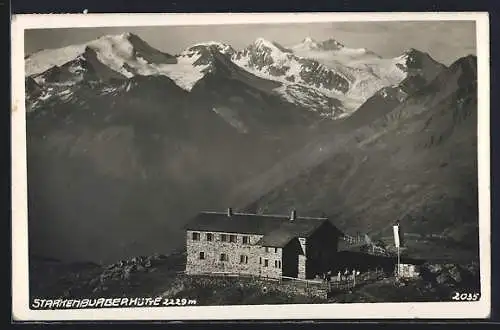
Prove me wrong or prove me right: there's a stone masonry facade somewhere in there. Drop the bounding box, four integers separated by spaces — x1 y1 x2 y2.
186 230 284 279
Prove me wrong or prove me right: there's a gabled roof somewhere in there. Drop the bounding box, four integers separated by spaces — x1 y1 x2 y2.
184 211 335 238
257 229 299 248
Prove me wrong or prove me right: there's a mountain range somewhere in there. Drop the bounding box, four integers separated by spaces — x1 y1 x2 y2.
25 32 444 118
24 33 478 264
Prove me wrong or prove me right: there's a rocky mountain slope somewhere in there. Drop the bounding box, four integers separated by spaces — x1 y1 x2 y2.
235 55 478 262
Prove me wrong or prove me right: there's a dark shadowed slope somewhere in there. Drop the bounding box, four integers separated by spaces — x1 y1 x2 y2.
25 57 330 264
236 56 478 262
26 76 228 262
26 71 320 263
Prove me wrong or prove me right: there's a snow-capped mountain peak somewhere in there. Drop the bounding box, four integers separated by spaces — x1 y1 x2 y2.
293 37 320 50
292 37 345 52
253 37 274 48
403 47 419 55
185 41 235 56
398 48 433 61
251 38 292 53
318 38 344 50
25 32 178 79
231 38 295 75
231 37 353 113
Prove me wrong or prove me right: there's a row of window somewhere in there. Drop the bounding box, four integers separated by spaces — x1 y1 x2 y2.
191 233 281 253
192 232 250 244
197 252 281 268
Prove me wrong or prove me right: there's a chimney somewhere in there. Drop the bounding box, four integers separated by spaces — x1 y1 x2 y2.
227 207 233 217
290 209 297 222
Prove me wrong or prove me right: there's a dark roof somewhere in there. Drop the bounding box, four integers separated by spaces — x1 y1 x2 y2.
257 229 299 248
184 211 332 238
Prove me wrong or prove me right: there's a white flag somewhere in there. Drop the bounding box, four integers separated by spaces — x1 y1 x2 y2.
393 225 400 248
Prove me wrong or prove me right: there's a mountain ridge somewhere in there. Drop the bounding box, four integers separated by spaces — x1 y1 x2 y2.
26 33 446 118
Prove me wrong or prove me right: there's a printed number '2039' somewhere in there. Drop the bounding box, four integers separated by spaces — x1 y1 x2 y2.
451 292 480 301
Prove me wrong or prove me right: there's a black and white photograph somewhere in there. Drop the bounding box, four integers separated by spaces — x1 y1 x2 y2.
11 12 491 320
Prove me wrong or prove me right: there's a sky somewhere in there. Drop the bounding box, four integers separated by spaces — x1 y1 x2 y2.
24 21 476 66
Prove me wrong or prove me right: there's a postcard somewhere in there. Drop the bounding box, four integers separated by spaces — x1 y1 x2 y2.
11 12 491 320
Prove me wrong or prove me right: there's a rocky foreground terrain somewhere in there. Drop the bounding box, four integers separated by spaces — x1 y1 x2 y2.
30 251 480 306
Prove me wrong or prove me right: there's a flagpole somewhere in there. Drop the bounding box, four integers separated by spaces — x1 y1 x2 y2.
397 244 400 278
393 221 401 279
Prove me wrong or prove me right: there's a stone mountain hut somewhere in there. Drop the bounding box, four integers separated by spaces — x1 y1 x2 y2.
184 208 344 280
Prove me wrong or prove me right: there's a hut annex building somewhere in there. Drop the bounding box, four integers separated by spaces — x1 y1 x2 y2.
184 208 344 280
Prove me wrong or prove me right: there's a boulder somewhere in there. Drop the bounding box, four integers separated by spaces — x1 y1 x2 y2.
448 265 463 283
427 264 443 274
436 273 451 285
122 269 132 280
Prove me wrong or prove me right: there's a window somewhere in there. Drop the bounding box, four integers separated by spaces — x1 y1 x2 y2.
206 233 213 241
274 248 278 253
220 253 228 262
199 252 205 260
229 235 237 243
220 234 228 242
259 257 262 265
240 255 248 264
265 247 269 253
274 260 278 268
264 259 269 267
192 232 200 241
278 260 281 269
242 236 249 244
